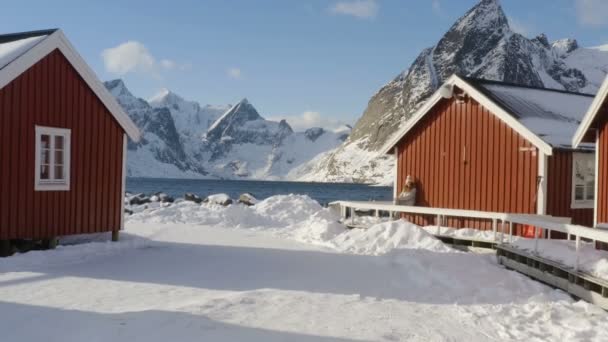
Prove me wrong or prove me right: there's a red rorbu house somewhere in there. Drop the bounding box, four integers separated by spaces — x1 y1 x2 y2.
381 74 596 232
573 75 608 228
0 29 140 252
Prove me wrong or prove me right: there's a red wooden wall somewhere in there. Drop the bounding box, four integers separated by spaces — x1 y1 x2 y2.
598 105 608 225
546 150 594 226
396 96 539 230
0 49 124 240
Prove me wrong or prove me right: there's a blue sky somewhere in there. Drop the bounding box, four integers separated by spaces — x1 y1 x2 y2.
3 0 608 130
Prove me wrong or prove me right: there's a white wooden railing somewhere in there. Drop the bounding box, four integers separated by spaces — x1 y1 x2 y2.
330 200 608 271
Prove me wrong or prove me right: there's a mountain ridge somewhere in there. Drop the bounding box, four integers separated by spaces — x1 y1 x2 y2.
294 0 608 185
105 80 349 180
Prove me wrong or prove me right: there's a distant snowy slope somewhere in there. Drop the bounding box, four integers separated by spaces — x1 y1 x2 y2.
299 0 608 184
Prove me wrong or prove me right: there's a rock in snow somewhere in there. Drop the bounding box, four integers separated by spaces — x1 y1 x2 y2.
238 193 258 206
205 193 233 206
297 0 608 184
184 193 203 204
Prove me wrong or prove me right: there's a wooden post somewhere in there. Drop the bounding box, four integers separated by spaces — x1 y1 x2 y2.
575 235 580 272
534 226 539 255
509 222 513 243
492 219 497 242
112 229 119 242
436 215 441 235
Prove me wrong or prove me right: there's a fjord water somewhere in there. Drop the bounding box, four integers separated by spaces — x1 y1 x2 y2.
126 178 392 206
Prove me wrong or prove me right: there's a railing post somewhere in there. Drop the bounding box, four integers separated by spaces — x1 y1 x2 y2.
534 226 539 255
575 235 580 272
436 215 441 235
492 219 497 241
500 220 505 243
509 222 513 243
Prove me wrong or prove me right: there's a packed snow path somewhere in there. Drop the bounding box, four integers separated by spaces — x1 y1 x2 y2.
1 197 608 341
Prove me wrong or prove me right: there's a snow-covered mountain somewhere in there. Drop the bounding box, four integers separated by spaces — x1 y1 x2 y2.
105 80 349 179
294 0 608 185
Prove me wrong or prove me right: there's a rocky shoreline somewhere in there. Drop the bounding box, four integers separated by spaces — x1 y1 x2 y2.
124 191 259 214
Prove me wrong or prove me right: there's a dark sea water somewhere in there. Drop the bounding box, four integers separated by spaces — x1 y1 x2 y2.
126 178 393 206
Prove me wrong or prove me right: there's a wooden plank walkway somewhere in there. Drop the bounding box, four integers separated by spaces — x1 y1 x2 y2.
497 244 608 310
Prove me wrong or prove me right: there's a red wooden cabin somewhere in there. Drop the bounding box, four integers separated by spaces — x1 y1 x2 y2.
0 29 140 248
573 75 608 228
382 75 595 231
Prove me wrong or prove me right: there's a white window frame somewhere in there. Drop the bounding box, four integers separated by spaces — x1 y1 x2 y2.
571 152 595 209
35 125 71 191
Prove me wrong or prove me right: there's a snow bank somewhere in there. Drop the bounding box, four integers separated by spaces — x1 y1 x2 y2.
512 239 608 280
126 195 452 255
126 194 344 247
333 220 453 255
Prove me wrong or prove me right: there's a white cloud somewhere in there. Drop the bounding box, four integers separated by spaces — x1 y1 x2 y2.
269 111 350 132
576 0 608 27
102 41 186 76
227 67 242 79
159 59 176 70
329 0 378 20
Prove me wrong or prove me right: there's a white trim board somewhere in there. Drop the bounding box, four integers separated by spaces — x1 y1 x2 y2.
380 74 554 156
573 75 608 148
0 30 140 142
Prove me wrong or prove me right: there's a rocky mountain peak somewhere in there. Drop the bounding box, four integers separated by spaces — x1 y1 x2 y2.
552 38 579 57
533 34 551 49
453 0 507 33
206 99 264 141
105 79 133 99
149 88 184 107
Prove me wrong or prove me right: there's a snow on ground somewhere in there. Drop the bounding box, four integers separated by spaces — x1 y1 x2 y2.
512 238 608 280
2 195 608 341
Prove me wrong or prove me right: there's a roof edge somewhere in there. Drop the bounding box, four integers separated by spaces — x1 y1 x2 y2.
573 75 608 148
380 74 554 156
0 29 140 141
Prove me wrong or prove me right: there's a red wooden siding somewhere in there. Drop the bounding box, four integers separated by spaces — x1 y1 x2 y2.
396 96 539 230
0 49 124 240
546 150 594 226
598 104 608 224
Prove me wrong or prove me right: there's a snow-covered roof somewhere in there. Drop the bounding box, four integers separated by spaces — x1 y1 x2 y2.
382 75 595 156
0 29 55 70
466 78 595 149
573 75 608 147
0 29 140 141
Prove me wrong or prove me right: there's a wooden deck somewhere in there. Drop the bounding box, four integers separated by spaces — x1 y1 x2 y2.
331 200 608 309
497 244 608 310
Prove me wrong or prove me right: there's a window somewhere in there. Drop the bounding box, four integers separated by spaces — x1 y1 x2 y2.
571 152 595 209
35 126 71 191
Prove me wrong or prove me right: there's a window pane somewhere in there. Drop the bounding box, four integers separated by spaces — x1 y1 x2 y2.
55 135 64 150
40 134 50 149
575 185 585 201
41 149 50 164
54 165 64 181
40 165 50 180
55 150 64 166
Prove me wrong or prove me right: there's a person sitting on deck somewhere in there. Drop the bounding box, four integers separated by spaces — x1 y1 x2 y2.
397 175 417 206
